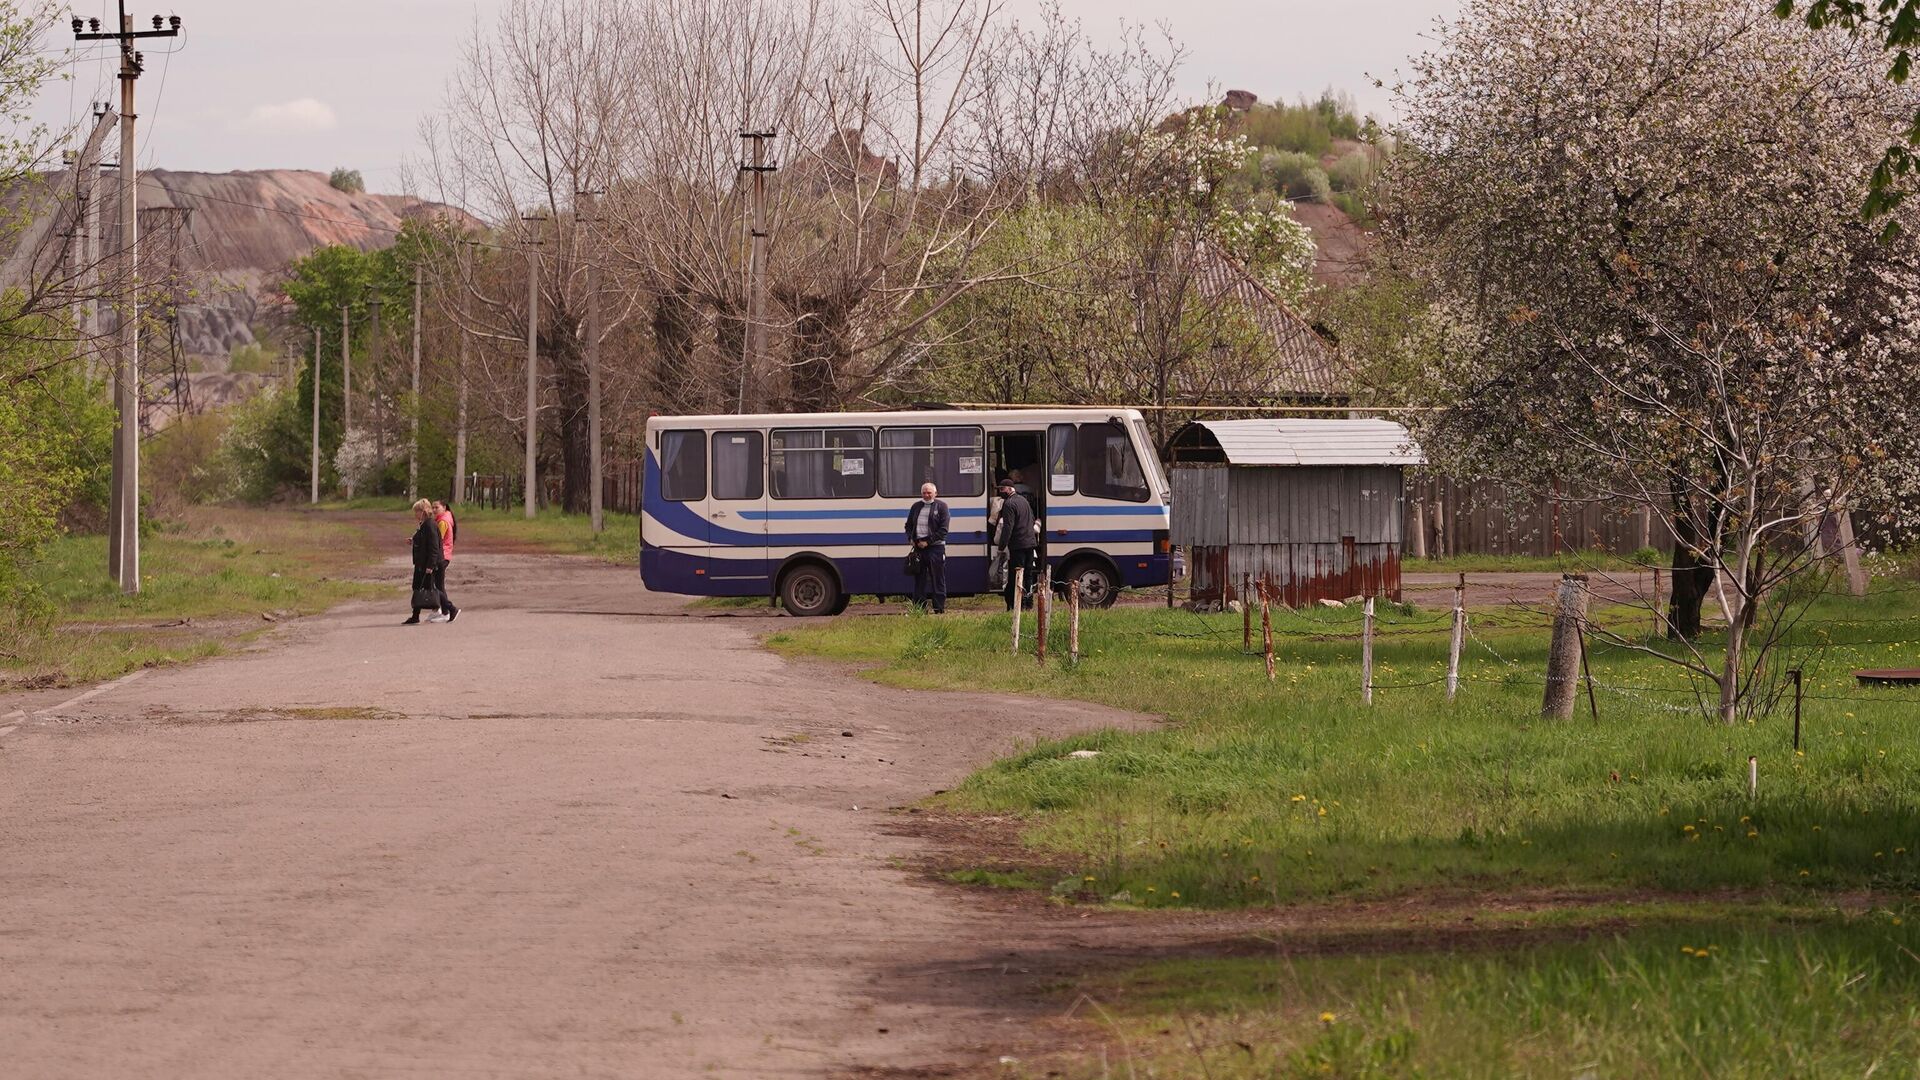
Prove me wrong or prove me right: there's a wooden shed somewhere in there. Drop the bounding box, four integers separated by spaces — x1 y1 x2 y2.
1168 419 1424 607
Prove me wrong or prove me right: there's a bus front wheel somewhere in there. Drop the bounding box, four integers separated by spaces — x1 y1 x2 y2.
779 563 842 617
1061 558 1120 609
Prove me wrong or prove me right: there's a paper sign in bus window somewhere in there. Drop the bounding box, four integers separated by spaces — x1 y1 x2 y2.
840 457 865 476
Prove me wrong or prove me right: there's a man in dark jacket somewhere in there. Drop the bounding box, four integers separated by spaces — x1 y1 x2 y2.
994 476 1038 610
904 482 950 613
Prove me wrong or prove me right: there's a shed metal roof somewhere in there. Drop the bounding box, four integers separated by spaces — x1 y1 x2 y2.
1180 419 1424 467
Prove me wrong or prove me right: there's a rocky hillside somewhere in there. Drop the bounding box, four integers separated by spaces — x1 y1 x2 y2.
145 170 465 359
5 168 466 362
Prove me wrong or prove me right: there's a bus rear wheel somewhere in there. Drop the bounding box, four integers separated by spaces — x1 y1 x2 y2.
779 563 842 617
1062 558 1120 608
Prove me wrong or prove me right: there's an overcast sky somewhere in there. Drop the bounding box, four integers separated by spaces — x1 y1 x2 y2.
44 0 1461 192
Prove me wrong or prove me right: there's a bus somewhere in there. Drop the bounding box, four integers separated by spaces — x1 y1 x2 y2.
640 408 1172 615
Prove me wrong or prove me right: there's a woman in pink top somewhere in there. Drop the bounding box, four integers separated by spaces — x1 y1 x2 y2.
429 500 459 621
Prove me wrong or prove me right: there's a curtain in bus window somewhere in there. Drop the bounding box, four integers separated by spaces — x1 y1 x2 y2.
880 427 984 498
660 430 707 502
711 431 764 500
1075 423 1150 502
772 428 875 498
1047 424 1076 495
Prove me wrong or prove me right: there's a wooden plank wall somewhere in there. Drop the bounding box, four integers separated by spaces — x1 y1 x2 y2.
1402 476 1674 557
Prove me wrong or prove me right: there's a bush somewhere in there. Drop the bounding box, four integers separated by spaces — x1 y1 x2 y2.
328 168 364 194
1261 150 1331 203
227 342 277 374
147 410 236 511
1327 149 1377 192
0 361 112 613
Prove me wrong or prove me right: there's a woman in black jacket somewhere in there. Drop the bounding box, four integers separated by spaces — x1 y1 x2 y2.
404 499 443 625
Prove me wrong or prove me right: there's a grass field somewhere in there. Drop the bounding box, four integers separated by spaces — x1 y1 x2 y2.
773 582 1920 1075
1023 901 1920 1078
1 507 385 688
318 498 640 564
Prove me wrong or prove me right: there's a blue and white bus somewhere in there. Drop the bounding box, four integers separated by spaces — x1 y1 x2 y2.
640 408 1172 615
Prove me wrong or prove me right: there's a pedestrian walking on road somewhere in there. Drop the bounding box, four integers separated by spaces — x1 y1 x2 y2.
430 499 460 622
994 476 1037 611
405 499 445 625
904 482 949 614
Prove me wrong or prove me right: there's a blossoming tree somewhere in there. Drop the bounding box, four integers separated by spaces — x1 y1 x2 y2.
1381 0 1920 721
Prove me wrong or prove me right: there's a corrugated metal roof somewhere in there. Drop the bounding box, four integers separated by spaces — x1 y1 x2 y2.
1186 419 1424 466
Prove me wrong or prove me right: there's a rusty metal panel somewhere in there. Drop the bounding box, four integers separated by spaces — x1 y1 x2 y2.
1225 541 1404 607
1189 544 1232 603
1171 466 1228 547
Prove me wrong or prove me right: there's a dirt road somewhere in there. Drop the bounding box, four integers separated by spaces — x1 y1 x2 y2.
0 530 1146 1079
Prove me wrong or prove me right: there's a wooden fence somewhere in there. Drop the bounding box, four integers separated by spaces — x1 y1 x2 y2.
1402 476 1674 558
459 463 646 516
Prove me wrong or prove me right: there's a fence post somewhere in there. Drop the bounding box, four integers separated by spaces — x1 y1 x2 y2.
1068 580 1081 665
1362 595 1375 705
1036 565 1051 665
1447 573 1465 702
1542 574 1589 719
1791 668 1803 751
1748 755 1758 799
1650 566 1663 639
1261 578 1275 682
1578 613 1599 721
1010 567 1025 654
1242 572 1252 651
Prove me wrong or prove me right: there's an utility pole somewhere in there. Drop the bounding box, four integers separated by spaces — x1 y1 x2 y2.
408 262 422 501
452 242 472 505
369 291 385 483
522 215 545 519
739 130 776 414
71 103 117 378
76 6 182 594
340 304 353 499
310 329 321 503
579 189 605 533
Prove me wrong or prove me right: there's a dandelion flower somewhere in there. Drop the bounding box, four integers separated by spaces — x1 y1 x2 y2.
1170 891 1180 899
1683 825 1696 833
1800 869 1810 876
1319 1011 1336 1025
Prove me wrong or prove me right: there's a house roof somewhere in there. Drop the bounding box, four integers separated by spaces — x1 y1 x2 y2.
1191 244 1346 398
1172 419 1424 466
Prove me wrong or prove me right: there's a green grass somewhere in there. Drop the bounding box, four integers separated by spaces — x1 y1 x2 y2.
770 588 1920 907
1411 548 1644 573
317 498 639 564
2 507 385 687
777 586 1920 1077
1024 904 1920 1079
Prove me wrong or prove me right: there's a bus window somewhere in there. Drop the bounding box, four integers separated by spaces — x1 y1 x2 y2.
1046 424 1076 495
711 431 765 500
771 428 875 499
879 426 985 498
1076 422 1150 502
660 430 707 502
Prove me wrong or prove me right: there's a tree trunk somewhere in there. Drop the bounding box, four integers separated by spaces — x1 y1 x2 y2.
715 304 746 413
554 334 592 514
651 292 702 415
786 294 851 412
1666 492 1714 641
